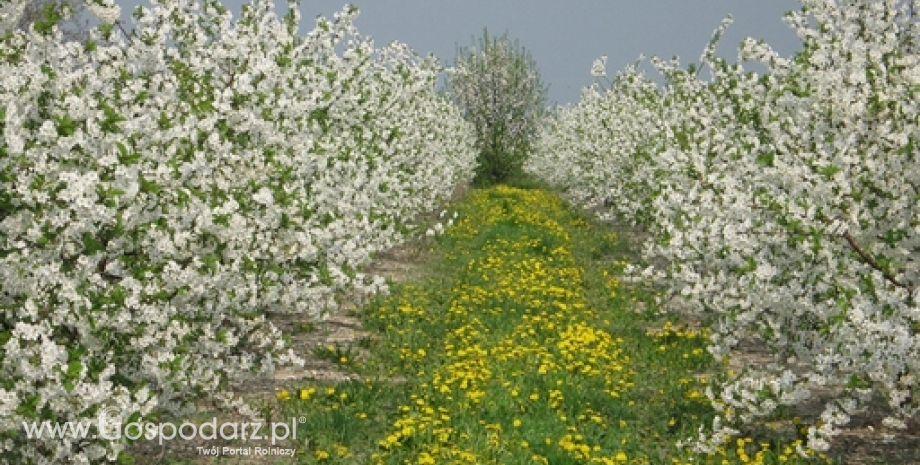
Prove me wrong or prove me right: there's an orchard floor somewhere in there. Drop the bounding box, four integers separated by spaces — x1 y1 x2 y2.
129 185 919 465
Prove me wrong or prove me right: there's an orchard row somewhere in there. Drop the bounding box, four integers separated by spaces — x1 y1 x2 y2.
529 0 919 454
0 0 476 463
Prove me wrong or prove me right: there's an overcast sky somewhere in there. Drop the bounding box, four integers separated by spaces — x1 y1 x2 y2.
115 1 805 104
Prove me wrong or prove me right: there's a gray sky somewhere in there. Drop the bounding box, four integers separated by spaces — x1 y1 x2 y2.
115 1 805 104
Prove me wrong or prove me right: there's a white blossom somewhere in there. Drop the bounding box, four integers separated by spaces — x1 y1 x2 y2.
0 1 476 462
529 0 919 454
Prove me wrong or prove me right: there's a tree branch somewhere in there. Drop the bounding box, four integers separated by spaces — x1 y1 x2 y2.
115 20 134 47
841 230 906 289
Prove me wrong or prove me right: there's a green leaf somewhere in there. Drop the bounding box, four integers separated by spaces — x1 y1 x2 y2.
139 176 162 194
213 213 230 226
109 285 127 306
202 254 219 273
157 112 172 130
755 151 775 167
55 114 75 137
16 394 41 418
846 374 871 389
818 165 840 179
126 410 142 425
82 232 105 254
100 102 125 133
66 359 82 378
115 142 142 165
739 256 757 274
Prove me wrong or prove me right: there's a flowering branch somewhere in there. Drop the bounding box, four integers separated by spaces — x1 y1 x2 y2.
841 230 907 289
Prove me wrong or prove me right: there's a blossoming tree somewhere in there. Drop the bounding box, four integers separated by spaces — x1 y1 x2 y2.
529 0 919 454
446 29 548 185
0 0 476 462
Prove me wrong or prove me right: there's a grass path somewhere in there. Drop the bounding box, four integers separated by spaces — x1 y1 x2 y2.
267 185 833 465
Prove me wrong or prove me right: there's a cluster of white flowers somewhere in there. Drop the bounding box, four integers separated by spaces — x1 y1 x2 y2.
527 55 662 227
590 55 608 78
84 0 120 24
0 1 476 463
529 0 918 453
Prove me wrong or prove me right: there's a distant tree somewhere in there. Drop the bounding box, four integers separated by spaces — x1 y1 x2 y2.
447 29 548 185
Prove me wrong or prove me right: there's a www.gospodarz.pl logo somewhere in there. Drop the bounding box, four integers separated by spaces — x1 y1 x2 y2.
22 406 306 446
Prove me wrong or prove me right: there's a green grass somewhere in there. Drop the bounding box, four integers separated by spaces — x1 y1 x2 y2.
163 185 838 464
